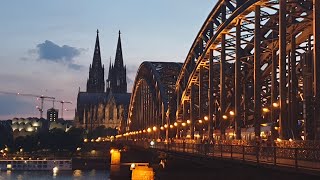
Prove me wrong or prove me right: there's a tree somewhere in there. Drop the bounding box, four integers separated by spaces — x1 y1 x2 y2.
0 123 13 150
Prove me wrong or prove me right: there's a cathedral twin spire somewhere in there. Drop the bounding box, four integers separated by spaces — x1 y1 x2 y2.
107 30 127 93
86 30 127 94
87 29 105 93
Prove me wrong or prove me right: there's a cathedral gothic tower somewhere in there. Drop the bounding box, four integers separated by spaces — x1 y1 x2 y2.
87 29 105 93
107 30 127 93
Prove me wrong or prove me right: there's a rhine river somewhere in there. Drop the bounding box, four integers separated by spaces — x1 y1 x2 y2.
0 170 110 180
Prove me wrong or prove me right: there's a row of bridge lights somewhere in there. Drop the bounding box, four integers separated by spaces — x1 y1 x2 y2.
116 102 281 138
221 102 279 120
116 121 193 138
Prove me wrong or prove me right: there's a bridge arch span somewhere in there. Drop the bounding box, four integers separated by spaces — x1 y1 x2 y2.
174 0 318 140
127 61 182 133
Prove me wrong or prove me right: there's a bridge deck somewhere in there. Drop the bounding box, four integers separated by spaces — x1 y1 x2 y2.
126 140 320 176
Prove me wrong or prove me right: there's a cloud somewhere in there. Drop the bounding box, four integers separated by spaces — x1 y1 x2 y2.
36 40 80 62
25 40 84 70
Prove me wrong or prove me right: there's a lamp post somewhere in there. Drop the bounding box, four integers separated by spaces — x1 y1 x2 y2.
174 122 179 139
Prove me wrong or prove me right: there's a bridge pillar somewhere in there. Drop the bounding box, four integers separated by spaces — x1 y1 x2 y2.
183 100 189 139
313 0 320 140
271 48 278 141
304 37 314 140
235 18 242 140
199 66 205 139
279 0 289 139
208 49 214 140
220 5 226 140
290 33 298 139
199 66 204 120
190 83 195 139
254 5 261 139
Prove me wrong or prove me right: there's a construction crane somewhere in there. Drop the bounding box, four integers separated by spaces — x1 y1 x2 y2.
0 90 55 118
44 99 72 119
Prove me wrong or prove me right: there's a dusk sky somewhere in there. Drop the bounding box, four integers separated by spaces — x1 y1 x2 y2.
0 0 216 120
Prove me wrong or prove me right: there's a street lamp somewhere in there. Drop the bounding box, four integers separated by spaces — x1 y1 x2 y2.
222 115 228 120
272 102 279 108
204 116 209 121
229 111 235 116
262 107 270 113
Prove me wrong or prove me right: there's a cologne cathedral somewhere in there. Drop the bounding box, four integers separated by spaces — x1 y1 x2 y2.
75 30 131 132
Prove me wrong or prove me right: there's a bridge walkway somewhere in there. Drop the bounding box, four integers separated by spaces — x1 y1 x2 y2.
124 140 320 176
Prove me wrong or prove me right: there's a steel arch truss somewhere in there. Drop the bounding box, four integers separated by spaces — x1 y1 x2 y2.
128 62 182 132
175 0 320 140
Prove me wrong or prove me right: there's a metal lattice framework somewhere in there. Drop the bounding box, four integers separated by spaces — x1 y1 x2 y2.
127 62 182 132
175 0 320 141
126 0 320 141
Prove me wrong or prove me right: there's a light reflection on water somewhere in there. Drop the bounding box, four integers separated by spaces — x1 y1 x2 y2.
0 170 110 180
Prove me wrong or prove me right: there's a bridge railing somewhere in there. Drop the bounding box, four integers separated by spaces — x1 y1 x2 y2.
125 140 320 171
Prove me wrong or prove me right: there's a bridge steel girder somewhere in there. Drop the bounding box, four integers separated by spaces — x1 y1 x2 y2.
279 0 288 139
173 0 318 141
314 0 320 140
235 18 241 140
208 49 214 140
254 5 261 139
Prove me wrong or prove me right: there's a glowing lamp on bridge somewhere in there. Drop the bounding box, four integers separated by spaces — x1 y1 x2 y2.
262 108 270 113
143 130 146 133
204 116 209 121
139 130 142 133
187 120 191 124
147 128 152 133
222 115 228 120
182 122 186 127
272 102 279 108
198 120 203 124
170 125 174 129
152 126 157 131
229 111 235 116
160 126 164 130
164 124 168 128
174 122 178 127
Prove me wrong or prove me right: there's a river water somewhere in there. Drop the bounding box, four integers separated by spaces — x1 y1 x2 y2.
0 170 111 180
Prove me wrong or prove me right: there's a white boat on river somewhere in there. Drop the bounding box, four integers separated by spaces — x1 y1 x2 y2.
0 159 72 171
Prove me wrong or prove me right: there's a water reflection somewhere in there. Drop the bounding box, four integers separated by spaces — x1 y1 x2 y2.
73 169 82 177
0 169 110 179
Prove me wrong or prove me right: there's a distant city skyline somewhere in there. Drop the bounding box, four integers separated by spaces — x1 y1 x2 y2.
0 0 216 120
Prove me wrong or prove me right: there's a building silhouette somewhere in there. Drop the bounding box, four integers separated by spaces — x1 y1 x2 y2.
87 30 105 93
76 30 130 132
106 31 127 94
47 108 58 122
